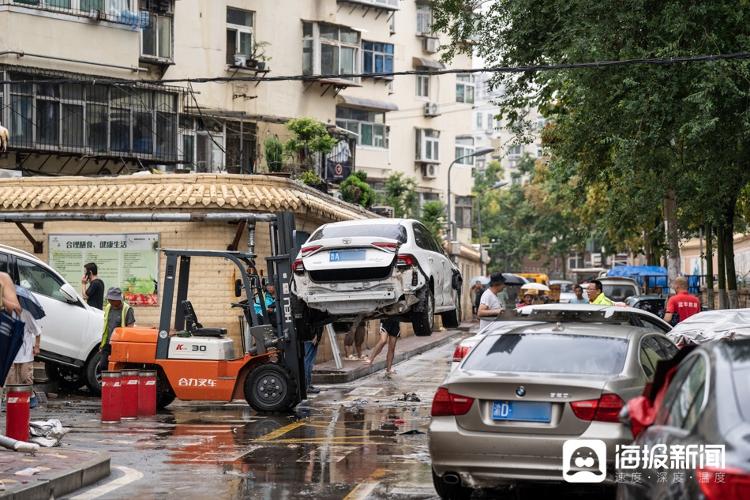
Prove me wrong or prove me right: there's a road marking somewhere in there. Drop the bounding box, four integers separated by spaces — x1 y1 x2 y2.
254 420 305 441
343 468 385 500
69 466 143 500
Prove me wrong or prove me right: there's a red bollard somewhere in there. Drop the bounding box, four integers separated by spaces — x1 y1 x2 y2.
138 370 157 416
121 369 140 420
101 371 122 423
6 384 31 442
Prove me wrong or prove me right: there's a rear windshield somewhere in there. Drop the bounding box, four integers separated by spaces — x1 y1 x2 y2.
309 224 407 243
603 284 638 301
463 333 629 376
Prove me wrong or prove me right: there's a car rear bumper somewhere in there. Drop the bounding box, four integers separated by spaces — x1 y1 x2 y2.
429 417 631 488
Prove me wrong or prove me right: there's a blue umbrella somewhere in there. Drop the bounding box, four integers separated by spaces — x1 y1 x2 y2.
15 286 45 320
0 312 25 387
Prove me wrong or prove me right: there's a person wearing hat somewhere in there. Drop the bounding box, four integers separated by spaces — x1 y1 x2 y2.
100 287 135 371
477 272 506 330
518 291 536 308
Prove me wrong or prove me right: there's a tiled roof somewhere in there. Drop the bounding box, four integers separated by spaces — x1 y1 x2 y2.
0 174 374 222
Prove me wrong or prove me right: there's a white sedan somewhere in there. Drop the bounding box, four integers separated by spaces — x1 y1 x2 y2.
292 219 462 336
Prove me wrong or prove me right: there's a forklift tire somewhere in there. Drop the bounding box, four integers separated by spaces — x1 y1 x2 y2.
156 370 176 409
245 364 297 413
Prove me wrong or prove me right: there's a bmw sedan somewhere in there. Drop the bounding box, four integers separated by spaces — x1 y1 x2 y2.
429 309 677 499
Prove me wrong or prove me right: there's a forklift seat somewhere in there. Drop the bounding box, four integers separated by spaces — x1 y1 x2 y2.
181 300 227 337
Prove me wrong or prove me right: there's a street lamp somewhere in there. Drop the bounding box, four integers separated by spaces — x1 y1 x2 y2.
476 180 508 275
447 146 495 241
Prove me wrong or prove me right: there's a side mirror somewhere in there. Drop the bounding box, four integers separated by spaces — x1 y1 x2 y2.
234 279 243 298
60 283 79 303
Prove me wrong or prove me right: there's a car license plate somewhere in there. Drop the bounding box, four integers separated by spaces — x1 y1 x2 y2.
329 249 367 262
491 401 552 423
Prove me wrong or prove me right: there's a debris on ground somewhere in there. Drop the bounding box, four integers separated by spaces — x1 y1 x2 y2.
398 392 421 402
399 429 425 435
29 419 68 447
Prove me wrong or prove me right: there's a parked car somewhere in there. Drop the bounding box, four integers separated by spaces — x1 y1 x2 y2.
0 244 104 393
599 277 641 302
430 305 677 499
292 219 462 336
666 308 750 346
551 279 576 303
625 295 667 319
618 339 750 500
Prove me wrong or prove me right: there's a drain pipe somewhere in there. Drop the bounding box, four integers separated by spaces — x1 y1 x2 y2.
0 212 278 224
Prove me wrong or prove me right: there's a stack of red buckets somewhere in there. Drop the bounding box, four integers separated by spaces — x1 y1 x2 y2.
101 370 157 423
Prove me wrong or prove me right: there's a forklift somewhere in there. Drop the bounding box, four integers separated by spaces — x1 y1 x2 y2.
108 212 312 412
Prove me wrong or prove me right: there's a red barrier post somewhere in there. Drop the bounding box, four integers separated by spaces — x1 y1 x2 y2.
138 370 157 416
6 384 31 441
120 369 140 420
100 371 122 423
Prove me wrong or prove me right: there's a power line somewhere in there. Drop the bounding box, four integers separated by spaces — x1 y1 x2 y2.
1 51 749 87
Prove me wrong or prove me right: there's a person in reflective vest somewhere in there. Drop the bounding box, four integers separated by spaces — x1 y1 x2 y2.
100 287 135 371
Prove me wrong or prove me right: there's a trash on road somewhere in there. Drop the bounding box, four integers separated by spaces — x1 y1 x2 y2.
0 434 40 453
30 419 69 447
397 392 420 402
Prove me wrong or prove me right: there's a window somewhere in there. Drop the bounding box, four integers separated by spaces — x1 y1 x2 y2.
17 258 66 302
336 107 388 149
412 223 437 251
475 112 483 130
416 74 430 98
536 145 543 157
180 116 230 173
639 336 666 380
142 13 173 60
362 41 394 77
226 7 253 66
420 191 440 206
455 136 475 164
456 74 475 103
487 112 495 132
659 355 708 430
416 3 432 34
455 196 473 229
303 22 360 79
416 128 440 162
508 144 522 158
0 253 8 274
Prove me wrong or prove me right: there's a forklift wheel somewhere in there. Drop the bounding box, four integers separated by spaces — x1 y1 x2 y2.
245 364 297 413
156 370 176 409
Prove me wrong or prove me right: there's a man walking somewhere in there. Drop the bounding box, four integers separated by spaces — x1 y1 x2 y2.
586 280 614 306
477 273 506 330
367 317 400 377
100 288 135 371
344 321 368 361
5 303 42 407
570 284 589 304
304 325 324 394
664 277 701 325
81 263 104 310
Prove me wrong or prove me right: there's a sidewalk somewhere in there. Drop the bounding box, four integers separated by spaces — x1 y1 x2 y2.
312 322 474 384
0 447 109 500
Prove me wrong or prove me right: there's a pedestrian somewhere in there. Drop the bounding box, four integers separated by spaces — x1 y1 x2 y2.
4 303 42 408
477 272 506 330
304 325 324 394
586 279 614 306
471 282 485 320
367 317 400 377
664 276 701 325
570 284 589 304
518 292 535 308
344 321 368 361
100 287 135 372
0 272 21 315
81 262 104 310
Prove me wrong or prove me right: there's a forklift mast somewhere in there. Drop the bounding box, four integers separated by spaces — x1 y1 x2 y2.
155 212 308 404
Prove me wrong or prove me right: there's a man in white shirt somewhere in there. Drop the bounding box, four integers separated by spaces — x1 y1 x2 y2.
5 308 42 407
478 272 506 330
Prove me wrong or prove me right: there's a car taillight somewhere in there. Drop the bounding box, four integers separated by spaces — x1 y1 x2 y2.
292 259 305 274
570 393 624 422
452 345 470 363
300 245 322 257
396 254 416 268
431 387 474 416
372 241 398 252
697 467 750 499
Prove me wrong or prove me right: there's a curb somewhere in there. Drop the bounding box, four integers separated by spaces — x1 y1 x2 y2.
312 328 465 384
0 453 110 500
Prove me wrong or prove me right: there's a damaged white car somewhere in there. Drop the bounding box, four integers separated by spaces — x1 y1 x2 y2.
291 219 462 336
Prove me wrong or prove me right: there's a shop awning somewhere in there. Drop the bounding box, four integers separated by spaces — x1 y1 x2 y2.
338 95 399 112
412 57 446 70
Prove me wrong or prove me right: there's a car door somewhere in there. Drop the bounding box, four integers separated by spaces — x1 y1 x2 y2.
430 233 455 309
15 256 93 362
411 223 444 306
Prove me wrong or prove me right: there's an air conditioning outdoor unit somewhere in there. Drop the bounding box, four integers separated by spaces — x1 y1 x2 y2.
423 102 440 117
371 205 396 218
421 164 438 179
424 37 440 54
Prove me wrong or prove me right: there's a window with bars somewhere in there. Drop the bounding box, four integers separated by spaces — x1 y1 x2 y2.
303 22 360 80
336 107 388 149
455 195 473 228
362 41 394 77
456 74 475 103
10 0 144 25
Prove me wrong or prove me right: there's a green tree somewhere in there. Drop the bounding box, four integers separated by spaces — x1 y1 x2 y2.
340 171 376 209
383 172 419 218
283 118 337 171
263 136 284 172
421 200 446 242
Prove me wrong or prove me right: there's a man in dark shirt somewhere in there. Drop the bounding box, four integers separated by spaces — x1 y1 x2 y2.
81 262 104 310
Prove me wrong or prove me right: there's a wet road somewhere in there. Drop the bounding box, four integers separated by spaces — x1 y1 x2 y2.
42 342 455 500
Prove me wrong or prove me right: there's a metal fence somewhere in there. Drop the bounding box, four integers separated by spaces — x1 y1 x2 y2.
1 0 149 28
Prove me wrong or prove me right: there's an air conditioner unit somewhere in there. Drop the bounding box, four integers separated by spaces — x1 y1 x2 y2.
421 164 438 179
371 205 395 218
423 102 440 117
233 54 248 67
424 37 440 54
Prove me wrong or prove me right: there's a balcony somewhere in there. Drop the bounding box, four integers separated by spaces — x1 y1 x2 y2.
337 0 399 11
0 0 148 27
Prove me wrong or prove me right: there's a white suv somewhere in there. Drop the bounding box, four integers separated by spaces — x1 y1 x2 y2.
0 245 103 393
292 219 462 336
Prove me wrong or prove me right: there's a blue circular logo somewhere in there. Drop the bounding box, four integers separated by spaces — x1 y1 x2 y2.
515 386 526 397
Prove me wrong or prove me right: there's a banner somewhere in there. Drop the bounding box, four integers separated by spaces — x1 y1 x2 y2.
49 233 160 306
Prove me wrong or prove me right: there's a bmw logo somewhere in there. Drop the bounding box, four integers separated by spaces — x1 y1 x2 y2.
515 386 526 397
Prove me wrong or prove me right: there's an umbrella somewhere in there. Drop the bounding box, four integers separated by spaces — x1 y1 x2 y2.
502 273 527 286
15 286 46 320
0 312 25 387
521 282 551 292
469 276 490 286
